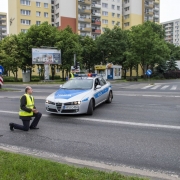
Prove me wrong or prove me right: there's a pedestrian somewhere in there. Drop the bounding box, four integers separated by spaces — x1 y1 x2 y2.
69 71 74 79
9 86 42 131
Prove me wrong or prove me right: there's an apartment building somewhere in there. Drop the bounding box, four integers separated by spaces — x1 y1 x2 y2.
0 12 7 40
8 0 51 34
123 0 160 30
162 19 180 46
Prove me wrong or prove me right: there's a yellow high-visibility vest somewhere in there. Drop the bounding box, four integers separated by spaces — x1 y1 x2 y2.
70 72 74 78
19 94 34 116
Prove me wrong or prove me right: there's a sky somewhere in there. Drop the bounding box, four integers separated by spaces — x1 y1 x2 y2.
0 0 180 25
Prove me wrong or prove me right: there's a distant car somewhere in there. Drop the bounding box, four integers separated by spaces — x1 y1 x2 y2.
45 76 113 115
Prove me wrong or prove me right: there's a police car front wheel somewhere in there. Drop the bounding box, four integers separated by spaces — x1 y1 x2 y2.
87 99 94 115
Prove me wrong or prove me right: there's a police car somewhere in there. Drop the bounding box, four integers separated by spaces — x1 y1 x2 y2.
45 76 113 115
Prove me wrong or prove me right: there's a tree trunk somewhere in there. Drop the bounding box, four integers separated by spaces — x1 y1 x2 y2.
136 64 139 80
130 66 132 80
123 69 127 79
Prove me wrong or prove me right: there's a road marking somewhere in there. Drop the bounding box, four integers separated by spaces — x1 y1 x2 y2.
1 110 180 130
0 144 178 180
161 85 169 90
141 85 153 89
151 85 161 90
170 86 177 90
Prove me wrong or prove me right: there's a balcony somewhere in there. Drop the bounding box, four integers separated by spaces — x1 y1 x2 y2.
154 14 159 18
78 8 91 14
92 19 101 25
154 0 160 4
145 3 153 8
92 29 101 33
165 28 173 32
78 17 91 23
80 33 91 37
78 0 91 5
145 11 153 16
78 27 91 32
2 33 7 36
2 27 6 30
91 12 101 17
91 3 101 9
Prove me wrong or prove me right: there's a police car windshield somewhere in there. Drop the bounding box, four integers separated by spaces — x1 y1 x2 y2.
62 79 93 90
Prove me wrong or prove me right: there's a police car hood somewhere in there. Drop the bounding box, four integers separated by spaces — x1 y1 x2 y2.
47 88 91 102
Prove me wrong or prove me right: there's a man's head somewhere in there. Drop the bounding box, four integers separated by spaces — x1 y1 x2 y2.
25 86 33 95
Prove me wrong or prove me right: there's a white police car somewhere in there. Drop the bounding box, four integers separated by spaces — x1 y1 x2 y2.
45 76 113 115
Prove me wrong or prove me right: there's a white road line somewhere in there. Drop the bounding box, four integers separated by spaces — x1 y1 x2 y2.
170 86 177 90
161 85 169 90
1 110 180 130
151 85 161 90
141 85 153 89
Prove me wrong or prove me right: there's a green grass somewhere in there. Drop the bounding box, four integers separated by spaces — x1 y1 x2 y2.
0 88 20 91
0 151 147 180
4 81 64 85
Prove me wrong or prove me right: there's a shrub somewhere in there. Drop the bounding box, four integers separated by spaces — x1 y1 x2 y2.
3 76 22 82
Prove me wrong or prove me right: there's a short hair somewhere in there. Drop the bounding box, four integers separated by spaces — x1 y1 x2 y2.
25 86 31 93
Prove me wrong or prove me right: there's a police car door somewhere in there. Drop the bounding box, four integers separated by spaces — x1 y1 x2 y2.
98 77 109 101
94 78 103 105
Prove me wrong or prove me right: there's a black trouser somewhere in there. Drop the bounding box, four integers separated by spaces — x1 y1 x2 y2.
13 112 42 131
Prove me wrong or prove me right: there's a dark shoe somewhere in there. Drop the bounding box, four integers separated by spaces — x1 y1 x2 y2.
30 127 39 130
9 123 14 131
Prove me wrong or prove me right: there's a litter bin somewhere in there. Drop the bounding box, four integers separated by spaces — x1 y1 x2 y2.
22 71 30 82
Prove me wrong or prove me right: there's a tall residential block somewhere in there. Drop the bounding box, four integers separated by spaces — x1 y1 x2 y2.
123 0 160 30
8 0 160 37
8 0 51 34
162 19 180 46
0 12 7 40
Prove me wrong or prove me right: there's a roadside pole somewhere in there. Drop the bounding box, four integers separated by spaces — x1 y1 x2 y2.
0 75 3 89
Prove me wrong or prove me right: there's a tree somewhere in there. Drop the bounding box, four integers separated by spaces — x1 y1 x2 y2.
95 25 128 65
22 22 60 80
80 36 98 72
167 57 179 71
166 42 180 60
0 35 22 80
55 26 82 80
129 22 170 76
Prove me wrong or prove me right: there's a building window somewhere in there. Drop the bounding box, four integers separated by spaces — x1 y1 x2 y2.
102 19 108 24
21 29 28 33
44 3 48 8
117 6 120 10
36 2 41 7
55 13 59 18
124 14 129 19
112 5 115 9
55 22 59 27
124 22 130 27
44 12 48 18
102 11 108 16
112 13 115 17
21 19 31 25
21 9 31 15
36 11 41 16
124 0 129 4
36 21 41 25
20 0 31 6
124 7 129 11
117 22 120 26
55 3 59 9
112 21 115 25
102 3 108 8
117 14 120 18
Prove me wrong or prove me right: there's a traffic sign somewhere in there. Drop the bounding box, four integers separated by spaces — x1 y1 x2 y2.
0 65 4 75
146 69 152 76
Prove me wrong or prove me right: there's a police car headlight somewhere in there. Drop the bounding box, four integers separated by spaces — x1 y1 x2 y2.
73 101 81 105
46 100 55 105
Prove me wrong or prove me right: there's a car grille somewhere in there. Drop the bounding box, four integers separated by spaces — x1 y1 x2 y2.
56 103 62 111
47 108 57 113
61 110 78 113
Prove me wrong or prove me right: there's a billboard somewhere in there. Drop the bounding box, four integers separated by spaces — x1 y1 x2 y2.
32 48 61 65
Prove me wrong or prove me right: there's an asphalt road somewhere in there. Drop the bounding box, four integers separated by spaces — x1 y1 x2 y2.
0 82 180 179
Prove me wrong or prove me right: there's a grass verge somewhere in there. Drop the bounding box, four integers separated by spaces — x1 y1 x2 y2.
0 88 20 91
4 81 64 85
0 150 147 180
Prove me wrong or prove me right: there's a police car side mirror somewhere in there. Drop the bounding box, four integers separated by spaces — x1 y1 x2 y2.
59 85 63 88
96 85 101 89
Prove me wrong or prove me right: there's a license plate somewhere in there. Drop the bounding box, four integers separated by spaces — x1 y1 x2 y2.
63 105 79 110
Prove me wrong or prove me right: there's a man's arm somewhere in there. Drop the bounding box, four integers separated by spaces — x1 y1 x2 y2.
20 95 32 113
